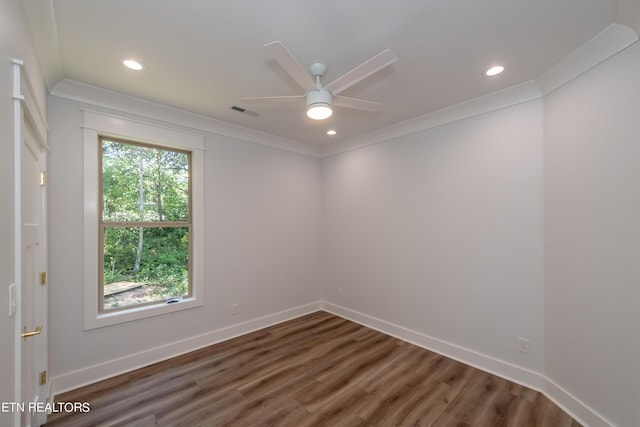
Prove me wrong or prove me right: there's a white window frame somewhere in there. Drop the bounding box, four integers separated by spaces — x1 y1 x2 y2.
83 110 204 329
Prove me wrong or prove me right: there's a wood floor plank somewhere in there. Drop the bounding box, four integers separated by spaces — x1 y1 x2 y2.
352 343 430 393
359 379 451 426
438 370 503 425
45 312 581 427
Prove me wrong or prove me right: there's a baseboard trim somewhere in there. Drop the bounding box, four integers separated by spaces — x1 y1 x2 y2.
51 301 323 396
543 376 613 427
321 301 612 427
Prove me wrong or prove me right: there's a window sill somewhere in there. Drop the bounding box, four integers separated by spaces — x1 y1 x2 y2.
84 297 203 330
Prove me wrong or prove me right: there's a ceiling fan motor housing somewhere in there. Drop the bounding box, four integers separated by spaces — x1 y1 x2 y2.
306 89 332 108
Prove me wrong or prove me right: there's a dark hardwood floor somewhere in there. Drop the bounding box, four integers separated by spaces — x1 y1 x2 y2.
45 311 580 426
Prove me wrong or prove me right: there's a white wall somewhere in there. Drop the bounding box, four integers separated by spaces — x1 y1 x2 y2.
47 95 322 389
544 41 640 427
322 100 545 374
0 1 47 425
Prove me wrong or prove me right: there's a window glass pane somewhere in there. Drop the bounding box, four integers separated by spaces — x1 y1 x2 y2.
102 140 190 222
102 226 190 310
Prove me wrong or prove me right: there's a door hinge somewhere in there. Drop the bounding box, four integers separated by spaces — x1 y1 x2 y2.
39 370 47 386
39 171 46 186
40 272 46 286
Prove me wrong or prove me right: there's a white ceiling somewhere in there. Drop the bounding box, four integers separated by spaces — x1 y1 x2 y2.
26 0 617 146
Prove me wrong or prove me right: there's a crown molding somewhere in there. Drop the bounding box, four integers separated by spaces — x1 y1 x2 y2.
321 22 638 158
536 23 638 96
50 79 322 157
320 80 542 157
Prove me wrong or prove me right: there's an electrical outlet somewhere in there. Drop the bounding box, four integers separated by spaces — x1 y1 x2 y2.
518 337 529 354
232 304 238 315
338 288 344 298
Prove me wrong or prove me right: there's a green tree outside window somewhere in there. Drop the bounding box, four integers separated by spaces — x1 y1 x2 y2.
100 138 191 311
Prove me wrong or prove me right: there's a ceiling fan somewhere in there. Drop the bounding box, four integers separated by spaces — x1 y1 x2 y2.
241 41 397 120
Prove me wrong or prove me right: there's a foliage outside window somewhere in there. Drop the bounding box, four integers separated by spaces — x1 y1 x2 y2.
100 137 191 312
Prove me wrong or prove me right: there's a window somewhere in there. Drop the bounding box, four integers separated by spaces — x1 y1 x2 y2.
99 138 191 312
83 111 204 329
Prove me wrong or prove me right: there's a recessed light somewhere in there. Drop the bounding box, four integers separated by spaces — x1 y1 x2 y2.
485 65 504 76
123 59 143 71
326 129 337 136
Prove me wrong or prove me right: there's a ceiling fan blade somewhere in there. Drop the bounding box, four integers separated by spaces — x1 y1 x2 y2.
265 41 317 92
325 49 397 96
240 95 305 105
333 95 383 112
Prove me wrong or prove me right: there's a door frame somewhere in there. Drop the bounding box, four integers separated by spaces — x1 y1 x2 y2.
12 58 49 427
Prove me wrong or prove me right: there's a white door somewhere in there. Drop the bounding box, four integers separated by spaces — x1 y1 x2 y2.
19 117 48 427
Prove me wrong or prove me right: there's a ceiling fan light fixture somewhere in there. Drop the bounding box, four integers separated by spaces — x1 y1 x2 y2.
306 89 333 120
307 104 333 120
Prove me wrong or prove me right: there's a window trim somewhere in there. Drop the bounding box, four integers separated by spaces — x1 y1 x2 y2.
83 110 204 330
